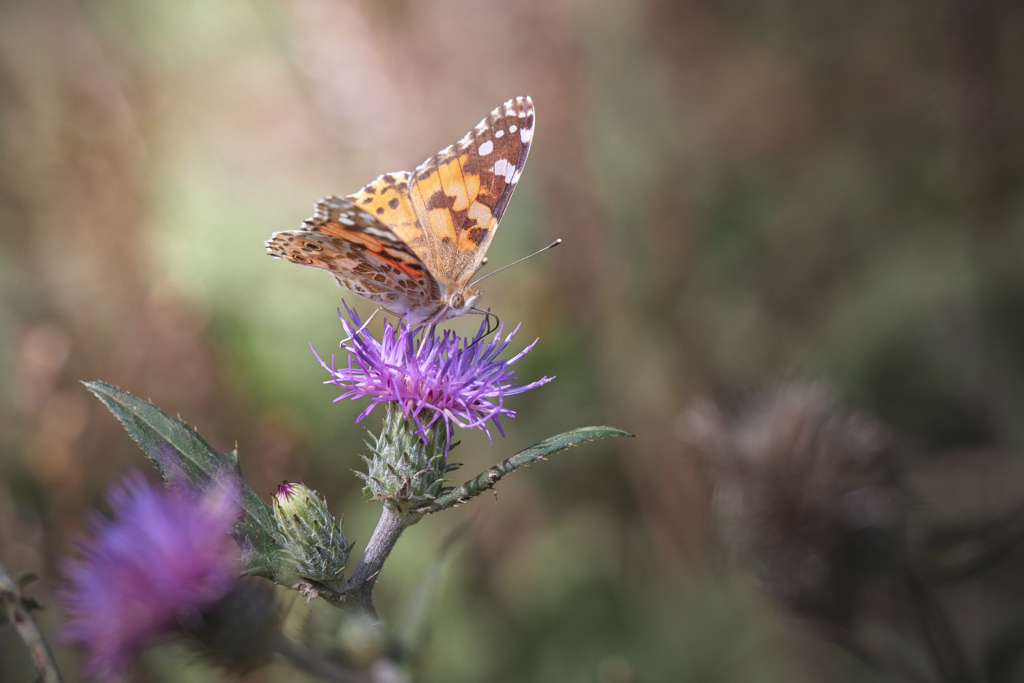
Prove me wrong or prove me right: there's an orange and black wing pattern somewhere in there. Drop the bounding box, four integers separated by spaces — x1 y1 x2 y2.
406 96 535 289
267 97 535 320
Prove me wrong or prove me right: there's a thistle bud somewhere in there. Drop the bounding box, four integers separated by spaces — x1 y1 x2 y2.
358 403 460 512
273 482 353 593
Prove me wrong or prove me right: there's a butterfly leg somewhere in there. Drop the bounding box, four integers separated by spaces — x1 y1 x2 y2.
341 307 382 346
416 323 436 357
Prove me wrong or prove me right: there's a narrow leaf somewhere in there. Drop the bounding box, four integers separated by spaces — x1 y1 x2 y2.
417 425 633 513
83 381 282 578
395 523 468 660
16 572 38 589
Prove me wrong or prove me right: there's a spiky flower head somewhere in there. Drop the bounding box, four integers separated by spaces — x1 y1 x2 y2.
686 384 906 623
314 303 553 446
272 481 352 594
57 472 241 680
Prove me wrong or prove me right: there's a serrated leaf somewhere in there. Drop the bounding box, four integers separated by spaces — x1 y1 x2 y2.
84 381 283 579
417 425 633 513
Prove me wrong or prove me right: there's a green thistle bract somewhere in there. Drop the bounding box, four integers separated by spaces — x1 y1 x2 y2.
358 402 462 511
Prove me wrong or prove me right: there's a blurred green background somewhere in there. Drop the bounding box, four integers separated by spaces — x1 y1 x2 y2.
1 0 1023 681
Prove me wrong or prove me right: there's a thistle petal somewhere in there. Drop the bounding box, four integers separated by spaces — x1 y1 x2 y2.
315 304 553 448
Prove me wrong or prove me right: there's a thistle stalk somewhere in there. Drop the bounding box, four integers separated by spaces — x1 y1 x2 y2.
347 503 422 621
348 404 451 620
0 561 63 683
316 305 627 621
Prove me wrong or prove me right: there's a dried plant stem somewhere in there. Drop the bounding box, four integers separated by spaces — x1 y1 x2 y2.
347 503 421 621
0 561 63 683
902 568 978 683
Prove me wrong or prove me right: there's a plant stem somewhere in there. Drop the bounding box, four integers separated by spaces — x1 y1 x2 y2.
818 621 933 683
271 633 370 682
0 561 63 683
347 503 421 621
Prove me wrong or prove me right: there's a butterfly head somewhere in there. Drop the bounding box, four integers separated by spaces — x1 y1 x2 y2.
445 287 481 319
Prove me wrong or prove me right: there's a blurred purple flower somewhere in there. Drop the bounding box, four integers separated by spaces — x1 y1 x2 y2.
313 303 553 444
57 472 241 680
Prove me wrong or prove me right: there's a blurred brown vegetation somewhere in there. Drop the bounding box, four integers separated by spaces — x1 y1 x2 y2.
1 0 1023 681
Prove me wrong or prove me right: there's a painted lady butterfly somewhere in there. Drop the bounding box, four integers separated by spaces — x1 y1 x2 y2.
266 96 535 325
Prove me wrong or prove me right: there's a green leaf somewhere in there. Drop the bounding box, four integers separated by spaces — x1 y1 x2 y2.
83 381 283 579
15 572 38 589
417 425 633 513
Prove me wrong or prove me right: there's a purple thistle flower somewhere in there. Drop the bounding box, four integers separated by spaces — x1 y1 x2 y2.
313 303 554 445
57 472 241 680
275 480 298 503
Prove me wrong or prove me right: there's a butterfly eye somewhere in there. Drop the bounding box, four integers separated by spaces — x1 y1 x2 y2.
450 293 465 310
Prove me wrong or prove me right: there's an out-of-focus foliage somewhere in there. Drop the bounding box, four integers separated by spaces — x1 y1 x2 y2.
1 0 1022 681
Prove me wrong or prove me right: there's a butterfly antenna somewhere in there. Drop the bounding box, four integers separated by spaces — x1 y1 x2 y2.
469 239 562 288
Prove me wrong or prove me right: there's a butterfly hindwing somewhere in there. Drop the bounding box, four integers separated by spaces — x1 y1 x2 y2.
265 196 437 307
407 96 535 289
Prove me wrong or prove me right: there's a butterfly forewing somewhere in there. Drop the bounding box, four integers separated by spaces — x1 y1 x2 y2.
344 172 427 258
407 96 535 288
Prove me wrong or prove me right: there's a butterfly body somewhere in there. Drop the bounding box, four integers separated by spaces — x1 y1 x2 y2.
266 96 535 324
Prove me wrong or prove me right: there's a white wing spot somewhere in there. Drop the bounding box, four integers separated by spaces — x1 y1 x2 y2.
493 158 515 183
364 227 393 239
520 126 533 143
338 216 355 226
478 140 494 156
511 170 522 184
509 124 517 133
495 129 504 138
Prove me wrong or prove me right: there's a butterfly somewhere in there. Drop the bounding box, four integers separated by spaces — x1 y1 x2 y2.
266 96 534 325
